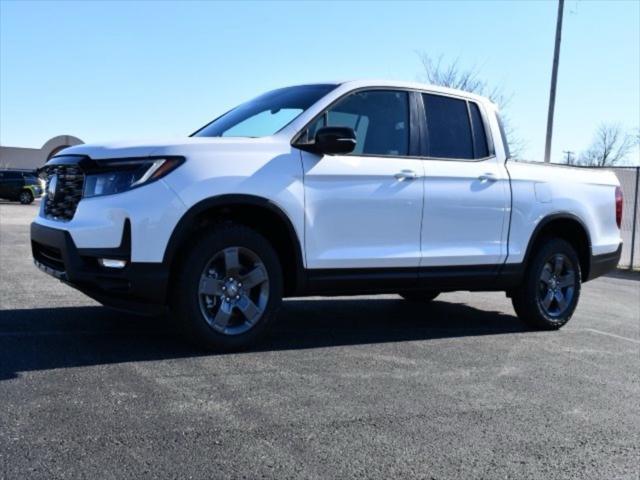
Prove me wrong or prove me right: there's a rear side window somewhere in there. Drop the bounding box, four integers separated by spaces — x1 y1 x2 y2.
422 94 473 159
309 90 409 156
469 102 489 158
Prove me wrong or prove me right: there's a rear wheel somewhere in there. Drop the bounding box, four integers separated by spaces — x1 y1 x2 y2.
398 291 439 302
512 238 581 330
19 190 33 204
172 224 283 351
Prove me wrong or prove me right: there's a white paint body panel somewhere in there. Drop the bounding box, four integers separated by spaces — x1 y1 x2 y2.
301 152 424 268
34 178 187 262
505 161 621 261
33 80 622 273
421 156 510 266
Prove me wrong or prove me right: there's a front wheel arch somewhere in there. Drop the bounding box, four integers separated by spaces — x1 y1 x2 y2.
165 195 305 297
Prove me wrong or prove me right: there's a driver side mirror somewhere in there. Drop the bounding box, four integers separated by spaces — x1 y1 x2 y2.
298 126 357 155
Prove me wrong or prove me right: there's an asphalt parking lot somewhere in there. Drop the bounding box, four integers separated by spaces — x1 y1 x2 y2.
1 201 638 479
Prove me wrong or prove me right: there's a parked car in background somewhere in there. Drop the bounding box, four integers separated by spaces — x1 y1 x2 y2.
0 169 43 204
30 80 623 350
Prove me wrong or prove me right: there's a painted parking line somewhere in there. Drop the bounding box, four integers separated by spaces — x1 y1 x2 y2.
574 328 640 345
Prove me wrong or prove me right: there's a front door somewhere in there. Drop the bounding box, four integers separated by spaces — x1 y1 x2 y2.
300 89 424 269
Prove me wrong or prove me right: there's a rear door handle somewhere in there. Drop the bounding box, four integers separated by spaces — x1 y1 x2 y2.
394 170 418 181
478 172 498 182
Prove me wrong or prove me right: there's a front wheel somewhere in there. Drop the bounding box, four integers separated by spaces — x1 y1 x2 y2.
19 190 34 204
511 238 581 330
172 224 283 351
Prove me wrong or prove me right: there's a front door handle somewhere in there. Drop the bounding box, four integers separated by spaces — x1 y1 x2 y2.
478 172 498 182
394 170 418 181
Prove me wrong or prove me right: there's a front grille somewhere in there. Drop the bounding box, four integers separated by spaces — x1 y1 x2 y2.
43 165 85 221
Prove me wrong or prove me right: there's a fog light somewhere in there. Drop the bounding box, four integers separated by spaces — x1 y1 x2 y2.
98 258 127 269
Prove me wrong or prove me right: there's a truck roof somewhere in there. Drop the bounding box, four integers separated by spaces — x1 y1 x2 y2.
280 80 496 107
336 79 494 106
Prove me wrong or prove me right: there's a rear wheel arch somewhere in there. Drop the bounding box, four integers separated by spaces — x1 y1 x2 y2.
523 214 591 281
165 195 305 296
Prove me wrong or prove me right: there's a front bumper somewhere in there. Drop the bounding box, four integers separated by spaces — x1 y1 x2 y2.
31 222 169 315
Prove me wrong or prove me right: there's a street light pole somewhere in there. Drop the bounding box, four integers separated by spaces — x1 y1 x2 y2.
544 0 565 163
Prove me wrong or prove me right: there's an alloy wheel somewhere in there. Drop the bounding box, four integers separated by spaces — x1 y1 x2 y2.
198 246 270 335
537 253 576 318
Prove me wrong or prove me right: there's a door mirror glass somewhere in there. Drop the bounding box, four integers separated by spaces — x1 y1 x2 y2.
312 126 357 155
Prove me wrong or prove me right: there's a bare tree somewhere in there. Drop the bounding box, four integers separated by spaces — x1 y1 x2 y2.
578 123 634 167
418 53 508 107
417 53 525 158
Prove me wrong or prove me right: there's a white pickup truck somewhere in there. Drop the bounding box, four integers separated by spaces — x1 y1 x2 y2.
31 80 623 350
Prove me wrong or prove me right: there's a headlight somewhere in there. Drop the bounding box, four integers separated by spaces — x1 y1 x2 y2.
83 157 184 198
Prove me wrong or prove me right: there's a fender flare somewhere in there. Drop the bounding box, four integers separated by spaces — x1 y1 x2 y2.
521 212 592 277
163 194 305 290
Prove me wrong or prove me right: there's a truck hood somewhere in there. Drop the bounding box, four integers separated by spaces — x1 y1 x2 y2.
58 136 286 160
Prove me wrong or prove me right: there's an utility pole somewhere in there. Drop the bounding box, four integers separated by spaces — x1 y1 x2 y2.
544 0 565 163
562 150 575 165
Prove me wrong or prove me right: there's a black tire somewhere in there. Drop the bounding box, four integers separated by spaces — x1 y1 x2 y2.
19 190 34 205
511 237 581 330
172 224 283 351
398 291 440 302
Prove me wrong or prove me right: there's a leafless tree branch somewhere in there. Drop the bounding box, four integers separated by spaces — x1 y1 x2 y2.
417 53 525 158
578 123 634 167
417 53 511 110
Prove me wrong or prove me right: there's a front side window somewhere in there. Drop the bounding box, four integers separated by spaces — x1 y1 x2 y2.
423 93 473 159
308 90 409 156
193 84 337 138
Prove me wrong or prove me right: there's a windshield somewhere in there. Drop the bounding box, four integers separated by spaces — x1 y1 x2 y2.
193 84 337 138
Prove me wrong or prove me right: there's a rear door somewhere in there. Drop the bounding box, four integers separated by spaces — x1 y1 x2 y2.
419 93 510 267
300 89 425 269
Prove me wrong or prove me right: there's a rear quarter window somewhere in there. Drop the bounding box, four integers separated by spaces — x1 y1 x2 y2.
469 102 489 158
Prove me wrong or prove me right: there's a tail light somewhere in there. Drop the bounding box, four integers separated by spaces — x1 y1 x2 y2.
615 186 623 229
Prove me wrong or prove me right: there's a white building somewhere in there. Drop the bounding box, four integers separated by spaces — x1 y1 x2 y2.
0 135 84 170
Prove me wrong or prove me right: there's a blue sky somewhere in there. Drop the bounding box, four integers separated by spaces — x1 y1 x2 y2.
1 0 639 163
